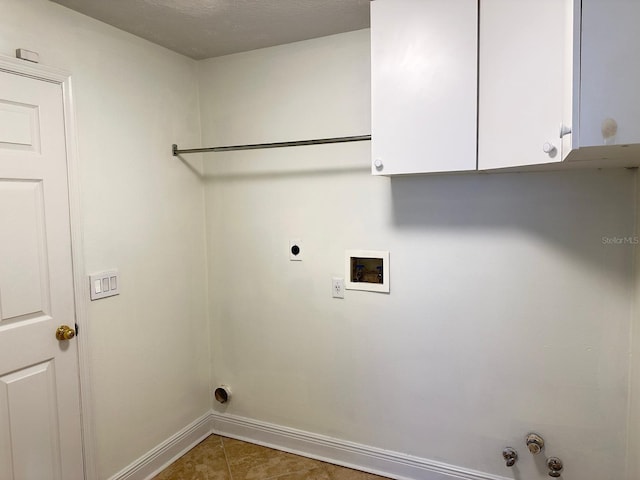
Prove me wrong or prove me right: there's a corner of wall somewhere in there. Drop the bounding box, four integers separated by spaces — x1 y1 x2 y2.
193 58 214 410
627 168 640 480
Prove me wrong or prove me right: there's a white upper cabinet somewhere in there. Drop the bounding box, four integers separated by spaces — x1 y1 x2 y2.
371 0 640 175
571 0 640 158
371 0 478 175
478 0 571 170
479 0 640 168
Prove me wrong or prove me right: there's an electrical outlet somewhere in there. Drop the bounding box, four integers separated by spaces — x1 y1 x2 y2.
332 277 345 299
289 239 302 261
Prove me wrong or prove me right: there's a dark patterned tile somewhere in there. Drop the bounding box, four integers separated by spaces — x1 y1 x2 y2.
225 447 323 479
151 435 229 480
268 467 331 480
152 434 389 480
324 464 389 480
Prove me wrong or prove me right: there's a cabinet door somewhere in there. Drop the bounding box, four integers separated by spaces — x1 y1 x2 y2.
371 0 477 175
578 0 640 148
478 0 569 170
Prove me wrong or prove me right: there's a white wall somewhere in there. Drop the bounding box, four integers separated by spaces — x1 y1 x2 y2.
199 30 636 479
0 1 209 478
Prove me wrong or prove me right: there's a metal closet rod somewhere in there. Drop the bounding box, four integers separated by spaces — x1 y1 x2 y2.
172 134 371 156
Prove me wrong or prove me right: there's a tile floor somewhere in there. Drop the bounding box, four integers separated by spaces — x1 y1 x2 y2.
151 434 390 480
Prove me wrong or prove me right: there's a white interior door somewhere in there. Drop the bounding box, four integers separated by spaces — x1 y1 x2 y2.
0 70 84 480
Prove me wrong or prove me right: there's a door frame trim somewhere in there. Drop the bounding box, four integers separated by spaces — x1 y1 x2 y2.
0 54 96 480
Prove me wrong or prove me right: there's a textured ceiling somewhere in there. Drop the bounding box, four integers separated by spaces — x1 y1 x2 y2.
50 0 371 59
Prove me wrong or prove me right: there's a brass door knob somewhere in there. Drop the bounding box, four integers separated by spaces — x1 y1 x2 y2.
56 325 75 341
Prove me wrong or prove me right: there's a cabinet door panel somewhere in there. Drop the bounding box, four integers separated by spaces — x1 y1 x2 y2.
478 0 568 170
579 0 640 147
371 0 477 175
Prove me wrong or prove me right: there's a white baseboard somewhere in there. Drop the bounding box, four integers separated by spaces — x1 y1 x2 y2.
106 410 510 480
210 412 510 480
107 412 211 480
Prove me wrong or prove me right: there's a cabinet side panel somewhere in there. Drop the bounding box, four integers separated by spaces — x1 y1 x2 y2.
563 0 579 158
371 0 477 175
